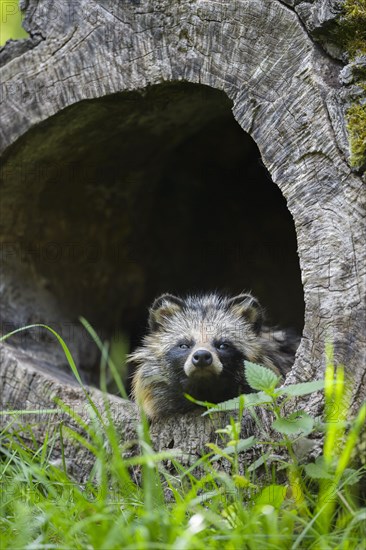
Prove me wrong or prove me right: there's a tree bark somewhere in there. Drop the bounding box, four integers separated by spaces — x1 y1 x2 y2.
0 0 365 481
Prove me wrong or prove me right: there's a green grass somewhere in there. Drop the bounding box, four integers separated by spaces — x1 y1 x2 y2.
0 327 365 549
0 0 28 46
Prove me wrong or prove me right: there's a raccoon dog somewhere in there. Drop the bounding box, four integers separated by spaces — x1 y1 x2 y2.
129 293 299 420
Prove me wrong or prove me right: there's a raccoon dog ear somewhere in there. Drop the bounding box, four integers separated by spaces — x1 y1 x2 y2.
149 293 185 331
227 293 263 335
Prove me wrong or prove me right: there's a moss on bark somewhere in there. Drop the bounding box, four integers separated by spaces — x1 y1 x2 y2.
342 1 366 169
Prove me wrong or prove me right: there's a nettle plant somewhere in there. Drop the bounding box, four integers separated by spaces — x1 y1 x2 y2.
195 345 366 534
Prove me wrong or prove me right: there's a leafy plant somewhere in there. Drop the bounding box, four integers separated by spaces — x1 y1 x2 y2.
201 347 366 546
1 325 365 548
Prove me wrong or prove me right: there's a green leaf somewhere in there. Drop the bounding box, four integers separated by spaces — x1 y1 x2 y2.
242 392 274 407
272 411 314 436
341 468 362 486
206 443 233 461
244 361 280 391
278 380 325 397
350 510 366 524
202 392 272 414
255 484 286 508
232 436 256 453
248 452 272 472
304 458 333 480
210 436 256 462
232 474 256 489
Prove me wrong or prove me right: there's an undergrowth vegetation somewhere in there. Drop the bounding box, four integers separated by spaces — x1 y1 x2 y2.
0 325 365 549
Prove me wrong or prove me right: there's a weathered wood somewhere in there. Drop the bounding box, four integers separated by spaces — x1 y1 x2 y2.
0 342 236 480
0 0 365 480
0 343 138 480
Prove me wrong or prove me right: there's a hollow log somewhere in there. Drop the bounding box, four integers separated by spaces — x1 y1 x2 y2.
0 0 365 481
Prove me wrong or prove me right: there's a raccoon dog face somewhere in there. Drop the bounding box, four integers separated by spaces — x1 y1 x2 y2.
130 292 296 419
131 292 267 419
146 292 263 382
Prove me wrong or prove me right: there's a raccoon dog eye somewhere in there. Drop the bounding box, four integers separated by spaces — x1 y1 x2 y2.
179 343 190 350
217 342 230 351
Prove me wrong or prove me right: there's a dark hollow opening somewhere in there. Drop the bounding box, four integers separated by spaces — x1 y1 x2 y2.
0 82 304 386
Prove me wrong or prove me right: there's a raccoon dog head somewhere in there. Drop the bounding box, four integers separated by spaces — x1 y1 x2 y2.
148 292 263 380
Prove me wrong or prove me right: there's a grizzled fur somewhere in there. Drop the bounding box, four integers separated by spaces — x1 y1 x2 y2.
129 293 299 420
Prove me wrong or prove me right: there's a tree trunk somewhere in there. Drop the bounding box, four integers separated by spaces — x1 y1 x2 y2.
0 0 365 481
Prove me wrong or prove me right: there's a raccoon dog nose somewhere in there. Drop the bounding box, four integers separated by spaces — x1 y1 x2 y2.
192 349 213 367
